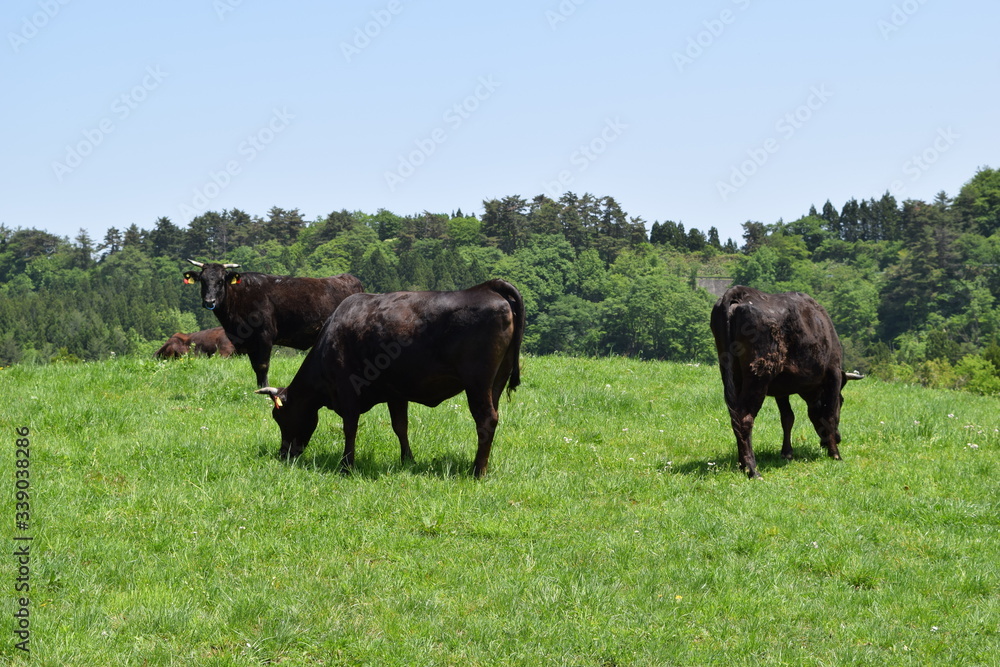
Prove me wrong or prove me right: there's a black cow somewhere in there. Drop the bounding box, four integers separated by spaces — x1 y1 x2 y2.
154 326 236 359
183 260 364 387
710 285 864 478
256 280 525 478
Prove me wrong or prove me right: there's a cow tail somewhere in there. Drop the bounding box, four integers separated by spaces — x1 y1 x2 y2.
491 280 524 396
710 300 739 415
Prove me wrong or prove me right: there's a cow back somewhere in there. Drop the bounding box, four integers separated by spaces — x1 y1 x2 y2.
300 281 522 412
219 272 364 351
712 285 844 392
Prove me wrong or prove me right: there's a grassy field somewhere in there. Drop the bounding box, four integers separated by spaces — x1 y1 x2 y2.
2 353 999 665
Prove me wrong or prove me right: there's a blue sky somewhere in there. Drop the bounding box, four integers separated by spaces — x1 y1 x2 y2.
3 0 998 247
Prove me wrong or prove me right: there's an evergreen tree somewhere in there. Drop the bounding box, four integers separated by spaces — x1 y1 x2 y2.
98 227 123 258
707 227 722 250
123 223 145 250
72 229 95 269
954 166 1000 235
482 196 528 253
740 221 767 254
148 217 185 259
840 198 861 242
820 200 841 238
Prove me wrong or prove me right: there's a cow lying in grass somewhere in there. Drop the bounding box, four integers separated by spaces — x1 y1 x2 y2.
154 327 236 359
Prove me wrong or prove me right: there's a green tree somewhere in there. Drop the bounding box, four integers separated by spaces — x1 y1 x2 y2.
72 229 95 269
954 166 1000 235
482 196 529 253
532 295 602 355
446 216 484 246
732 245 779 291
358 243 401 292
148 217 185 259
740 221 767 254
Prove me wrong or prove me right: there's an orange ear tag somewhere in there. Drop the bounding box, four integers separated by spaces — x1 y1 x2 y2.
183 277 192 285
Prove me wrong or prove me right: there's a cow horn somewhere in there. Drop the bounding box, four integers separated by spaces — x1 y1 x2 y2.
186 258 205 267
255 387 284 408
223 263 241 269
845 372 865 381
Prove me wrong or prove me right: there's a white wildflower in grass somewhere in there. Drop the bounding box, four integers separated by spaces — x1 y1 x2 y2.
968 443 979 450
948 413 955 418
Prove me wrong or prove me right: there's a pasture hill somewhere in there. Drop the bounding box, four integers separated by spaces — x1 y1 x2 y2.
2 167 1000 661
2 353 998 664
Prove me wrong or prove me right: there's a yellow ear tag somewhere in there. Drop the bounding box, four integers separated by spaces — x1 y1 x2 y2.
273 396 283 408
183 277 192 285
229 276 240 285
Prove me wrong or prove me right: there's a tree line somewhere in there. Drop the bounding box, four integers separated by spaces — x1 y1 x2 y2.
1 168 999 394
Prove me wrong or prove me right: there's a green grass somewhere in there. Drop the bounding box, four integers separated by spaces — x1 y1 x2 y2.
2 353 999 665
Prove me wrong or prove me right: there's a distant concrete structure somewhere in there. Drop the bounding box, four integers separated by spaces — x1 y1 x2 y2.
696 277 733 297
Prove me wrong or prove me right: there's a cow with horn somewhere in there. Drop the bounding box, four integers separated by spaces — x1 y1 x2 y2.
183 259 364 387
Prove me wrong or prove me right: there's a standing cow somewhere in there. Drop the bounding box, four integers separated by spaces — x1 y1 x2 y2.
154 327 236 359
183 260 364 387
710 285 864 478
256 280 525 479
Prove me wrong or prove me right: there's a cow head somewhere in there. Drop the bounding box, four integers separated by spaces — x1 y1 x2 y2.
255 386 317 458
184 259 241 311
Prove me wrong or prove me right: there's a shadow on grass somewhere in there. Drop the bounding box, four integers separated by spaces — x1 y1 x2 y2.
256 444 470 480
664 446 826 477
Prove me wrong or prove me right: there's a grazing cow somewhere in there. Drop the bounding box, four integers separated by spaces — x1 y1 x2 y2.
154 327 236 359
183 260 364 387
710 285 864 478
256 280 525 478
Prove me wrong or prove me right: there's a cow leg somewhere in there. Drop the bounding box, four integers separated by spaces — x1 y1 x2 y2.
340 411 360 474
466 389 499 479
775 395 795 460
248 345 272 388
388 400 414 464
729 385 767 479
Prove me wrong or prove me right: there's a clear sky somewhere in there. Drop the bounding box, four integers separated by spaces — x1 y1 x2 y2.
3 0 997 247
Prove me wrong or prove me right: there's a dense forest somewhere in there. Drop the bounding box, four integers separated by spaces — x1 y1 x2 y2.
2 167 999 395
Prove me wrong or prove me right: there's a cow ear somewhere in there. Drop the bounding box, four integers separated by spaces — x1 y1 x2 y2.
183 271 200 285
228 272 242 285
255 387 285 409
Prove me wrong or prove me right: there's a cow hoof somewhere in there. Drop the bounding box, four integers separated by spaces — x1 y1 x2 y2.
781 452 794 461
